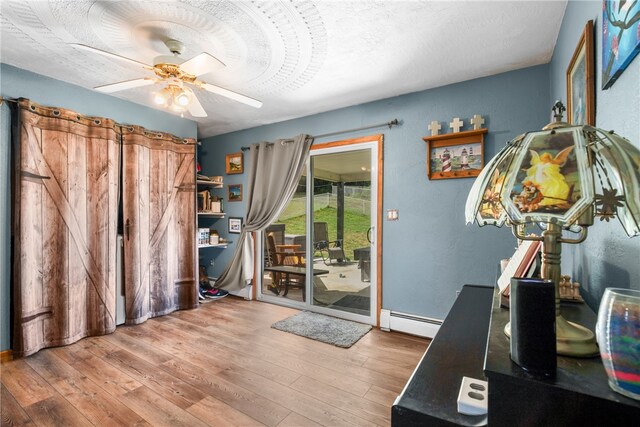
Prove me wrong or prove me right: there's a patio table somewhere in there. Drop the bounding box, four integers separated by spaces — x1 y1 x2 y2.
263 265 329 299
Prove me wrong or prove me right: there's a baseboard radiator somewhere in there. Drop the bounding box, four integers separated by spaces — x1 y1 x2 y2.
380 309 442 339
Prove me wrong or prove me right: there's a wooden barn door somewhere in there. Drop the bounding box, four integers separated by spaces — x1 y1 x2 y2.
12 100 120 357
121 127 196 324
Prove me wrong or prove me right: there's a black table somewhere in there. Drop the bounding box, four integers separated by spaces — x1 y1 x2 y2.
485 289 640 426
392 284 640 426
392 284 493 426
263 265 329 298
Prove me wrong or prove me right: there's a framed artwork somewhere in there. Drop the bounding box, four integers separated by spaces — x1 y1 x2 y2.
602 1 640 90
423 129 487 180
228 184 243 202
566 20 595 125
225 152 243 174
228 217 243 234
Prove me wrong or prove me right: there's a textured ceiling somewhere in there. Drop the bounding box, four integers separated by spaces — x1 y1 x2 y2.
0 1 567 137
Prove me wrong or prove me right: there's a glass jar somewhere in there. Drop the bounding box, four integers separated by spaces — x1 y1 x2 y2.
596 288 640 400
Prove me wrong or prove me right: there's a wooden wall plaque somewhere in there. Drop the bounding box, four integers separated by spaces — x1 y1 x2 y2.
423 128 487 180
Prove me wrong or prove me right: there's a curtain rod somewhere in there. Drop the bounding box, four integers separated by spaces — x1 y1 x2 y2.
240 118 400 151
0 96 19 105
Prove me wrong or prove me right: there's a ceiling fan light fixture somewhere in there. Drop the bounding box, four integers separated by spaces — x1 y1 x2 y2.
78 39 260 117
153 87 171 105
174 88 191 107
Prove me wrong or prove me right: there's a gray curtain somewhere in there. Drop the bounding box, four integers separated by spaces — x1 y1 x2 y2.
216 134 313 291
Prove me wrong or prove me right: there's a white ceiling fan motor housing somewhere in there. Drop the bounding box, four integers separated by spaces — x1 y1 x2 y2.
153 55 184 66
154 39 186 66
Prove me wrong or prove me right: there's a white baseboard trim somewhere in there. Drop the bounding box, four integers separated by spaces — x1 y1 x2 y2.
380 309 442 339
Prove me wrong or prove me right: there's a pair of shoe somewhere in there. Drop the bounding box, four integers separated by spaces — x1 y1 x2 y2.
199 287 228 300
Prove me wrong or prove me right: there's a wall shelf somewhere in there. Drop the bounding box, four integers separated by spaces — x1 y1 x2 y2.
197 243 229 249
197 212 225 218
196 180 223 188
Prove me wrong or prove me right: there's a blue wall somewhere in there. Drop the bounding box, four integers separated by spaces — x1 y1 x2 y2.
200 64 551 320
0 63 198 351
549 1 640 309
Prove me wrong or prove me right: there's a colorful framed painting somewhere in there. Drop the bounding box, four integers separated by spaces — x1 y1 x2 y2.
423 129 487 180
567 20 595 125
228 184 243 202
228 217 243 234
225 152 243 174
602 0 640 90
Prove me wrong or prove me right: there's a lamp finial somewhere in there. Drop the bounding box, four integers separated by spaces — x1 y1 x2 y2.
543 101 570 130
552 100 566 121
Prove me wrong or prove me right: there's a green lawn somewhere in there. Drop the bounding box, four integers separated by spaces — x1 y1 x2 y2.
277 207 370 258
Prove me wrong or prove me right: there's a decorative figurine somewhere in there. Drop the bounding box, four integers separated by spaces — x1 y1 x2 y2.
428 120 442 136
471 114 485 130
449 117 463 133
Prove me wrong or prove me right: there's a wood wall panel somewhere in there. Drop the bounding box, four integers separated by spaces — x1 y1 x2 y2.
12 100 119 357
17 125 45 355
85 134 110 335
122 127 196 325
12 99 194 356
165 150 178 314
41 129 69 346
68 132 88 341
123 143 145 324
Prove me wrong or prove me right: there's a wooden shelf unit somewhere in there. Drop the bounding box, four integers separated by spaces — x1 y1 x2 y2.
196 179 223 188
197 212 225 218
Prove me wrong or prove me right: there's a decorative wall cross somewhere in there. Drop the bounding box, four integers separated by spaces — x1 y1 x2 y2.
471 114 485 130
449 117 463 133
428 120 442 136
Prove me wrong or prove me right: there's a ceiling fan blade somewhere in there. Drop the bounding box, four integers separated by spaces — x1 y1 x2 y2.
95 78 155 93
180 53 225 76
201 82 262 108
70 43 152 69
187 91 208 118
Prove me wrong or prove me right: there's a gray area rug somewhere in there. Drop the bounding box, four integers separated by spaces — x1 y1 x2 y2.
271 311 372 348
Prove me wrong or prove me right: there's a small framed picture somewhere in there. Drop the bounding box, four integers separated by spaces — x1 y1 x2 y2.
567 20 595 125
228 184 243 202
225 152 243 174
423 129 486 180
228 217 243 234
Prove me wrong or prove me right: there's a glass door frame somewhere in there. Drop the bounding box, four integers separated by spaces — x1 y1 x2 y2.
257 134 383 326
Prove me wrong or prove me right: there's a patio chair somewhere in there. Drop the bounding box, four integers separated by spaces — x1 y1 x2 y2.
265 233 305 294
313 221 347 265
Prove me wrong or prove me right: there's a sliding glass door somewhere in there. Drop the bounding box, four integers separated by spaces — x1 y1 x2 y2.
259 136 380 326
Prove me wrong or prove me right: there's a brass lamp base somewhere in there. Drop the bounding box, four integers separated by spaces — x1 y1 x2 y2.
555 315 599 357
503 315 599 357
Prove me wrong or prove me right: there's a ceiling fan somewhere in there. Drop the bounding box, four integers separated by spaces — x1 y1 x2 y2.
71 39 262 118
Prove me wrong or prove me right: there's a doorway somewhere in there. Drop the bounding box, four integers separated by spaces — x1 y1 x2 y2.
259 135 382 326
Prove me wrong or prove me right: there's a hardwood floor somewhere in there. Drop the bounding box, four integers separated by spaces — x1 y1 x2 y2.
1 297 429 426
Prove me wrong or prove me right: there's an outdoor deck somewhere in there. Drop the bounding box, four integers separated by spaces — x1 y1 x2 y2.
262 258 371 316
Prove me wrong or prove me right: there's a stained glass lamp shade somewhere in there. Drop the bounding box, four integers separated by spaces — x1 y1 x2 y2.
465 102 640 356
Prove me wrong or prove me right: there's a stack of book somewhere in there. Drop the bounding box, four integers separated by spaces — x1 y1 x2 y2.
197 228 210 246
497 239 542 308
197 174 223 185
197 190 222 213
